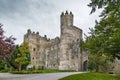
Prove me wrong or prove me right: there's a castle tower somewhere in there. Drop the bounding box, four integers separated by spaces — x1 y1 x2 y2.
59 11 82 71
60 11 73 35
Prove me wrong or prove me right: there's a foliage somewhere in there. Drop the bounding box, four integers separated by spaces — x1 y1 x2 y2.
85 12 120 61
12 45 20 59
0 24 16 69
84 1 120 73
10 69 76 74
15 42 30 71
0 59 7 70
59 72 120 80
83 12 120 72
88 0 120 17
10 45 20 70
88 54 113 72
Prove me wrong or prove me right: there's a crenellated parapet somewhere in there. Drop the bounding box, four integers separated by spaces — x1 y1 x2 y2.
61 11 73 27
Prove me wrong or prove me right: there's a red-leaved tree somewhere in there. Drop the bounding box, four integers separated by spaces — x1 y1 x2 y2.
0 24 16 69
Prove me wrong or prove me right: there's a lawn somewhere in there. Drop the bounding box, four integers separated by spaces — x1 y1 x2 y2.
59 72 120 80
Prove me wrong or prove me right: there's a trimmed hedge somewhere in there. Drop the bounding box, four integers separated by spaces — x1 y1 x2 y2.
10 69 76 74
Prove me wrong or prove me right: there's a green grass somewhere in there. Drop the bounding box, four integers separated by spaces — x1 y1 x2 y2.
10 69 76 74
59 72 120 80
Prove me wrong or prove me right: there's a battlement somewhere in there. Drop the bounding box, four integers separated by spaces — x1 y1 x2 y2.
27 29 39 36
61 11 73 16
25 29 60 43
60 11 73 27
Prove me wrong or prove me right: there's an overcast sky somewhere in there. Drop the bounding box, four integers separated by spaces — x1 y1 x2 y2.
0 0 102 44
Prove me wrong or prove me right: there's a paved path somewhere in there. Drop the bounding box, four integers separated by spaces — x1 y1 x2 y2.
0 72 83 80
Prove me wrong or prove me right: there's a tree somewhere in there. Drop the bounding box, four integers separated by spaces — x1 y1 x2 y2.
88 54 113 72
15 42 30 71
0 24 16 69
86 0 120 60
88 0 120 17
92 14 120 59
10 45 20 70
0 59 7 70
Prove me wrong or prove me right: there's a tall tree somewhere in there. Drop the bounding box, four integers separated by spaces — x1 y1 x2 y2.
86 0 120 60
0 24 16 69
15 42 30 71
10 45 20 70
84 17 120 61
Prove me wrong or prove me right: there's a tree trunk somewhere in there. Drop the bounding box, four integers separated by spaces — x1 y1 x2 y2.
96 61 99 72
19 64 22 71
5 57 16 71
96 65 99 72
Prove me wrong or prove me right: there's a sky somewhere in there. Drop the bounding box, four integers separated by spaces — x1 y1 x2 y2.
0 0 102 44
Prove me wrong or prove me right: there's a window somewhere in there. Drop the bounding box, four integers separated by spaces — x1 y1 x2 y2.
53 64 55 67
33 48 36 51
33 57 34 60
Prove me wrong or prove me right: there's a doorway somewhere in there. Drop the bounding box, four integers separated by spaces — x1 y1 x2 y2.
83 60 87 71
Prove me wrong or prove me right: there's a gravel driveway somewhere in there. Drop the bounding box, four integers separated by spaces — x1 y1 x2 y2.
0 72 83 80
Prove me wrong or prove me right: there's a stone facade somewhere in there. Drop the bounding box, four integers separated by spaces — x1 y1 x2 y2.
113 59 120 73
24 11 88 71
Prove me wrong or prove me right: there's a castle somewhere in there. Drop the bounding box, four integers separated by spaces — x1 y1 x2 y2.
24 11 88 71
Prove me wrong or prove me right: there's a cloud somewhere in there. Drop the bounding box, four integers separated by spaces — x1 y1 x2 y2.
0 0 102 44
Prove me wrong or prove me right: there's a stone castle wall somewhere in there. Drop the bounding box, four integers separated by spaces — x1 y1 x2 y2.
24 11 88 71
24 31 60 69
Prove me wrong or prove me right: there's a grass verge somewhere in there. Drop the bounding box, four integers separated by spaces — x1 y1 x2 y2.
59 72 120 80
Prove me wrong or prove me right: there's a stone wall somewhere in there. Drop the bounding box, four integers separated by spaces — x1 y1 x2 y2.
113 59 120 73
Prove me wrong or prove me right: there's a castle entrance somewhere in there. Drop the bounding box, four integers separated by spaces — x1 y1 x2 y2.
83 60 87 71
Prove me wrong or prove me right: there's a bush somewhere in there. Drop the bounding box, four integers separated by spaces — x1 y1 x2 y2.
0 69 9 73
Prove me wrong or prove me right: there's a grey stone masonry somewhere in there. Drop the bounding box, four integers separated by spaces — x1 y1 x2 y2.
24 11 88 71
